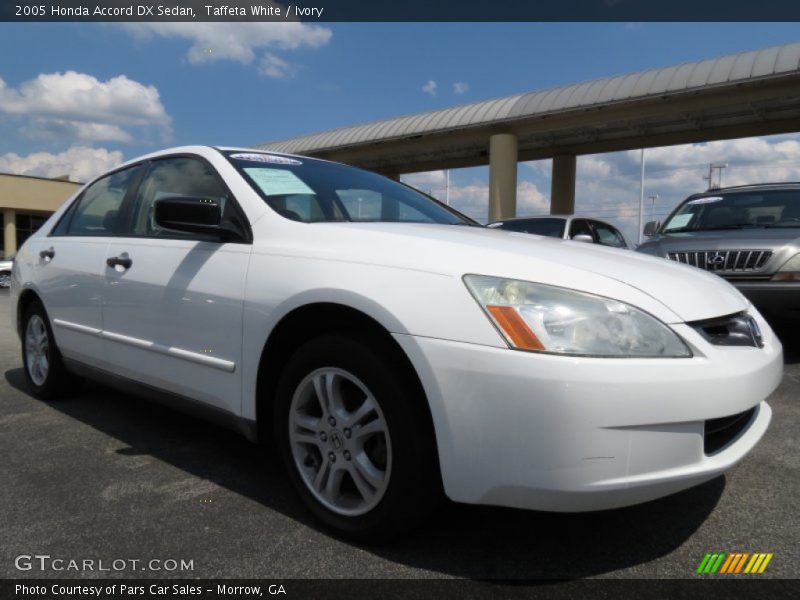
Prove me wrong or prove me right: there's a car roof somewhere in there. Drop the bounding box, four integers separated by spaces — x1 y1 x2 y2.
489 215 610 224
111 145 339 173
688 182 800 198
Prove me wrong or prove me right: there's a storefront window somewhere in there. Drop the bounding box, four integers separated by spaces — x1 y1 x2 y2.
16 212 47 249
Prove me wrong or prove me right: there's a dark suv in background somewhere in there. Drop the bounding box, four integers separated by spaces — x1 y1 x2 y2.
638 183 800 325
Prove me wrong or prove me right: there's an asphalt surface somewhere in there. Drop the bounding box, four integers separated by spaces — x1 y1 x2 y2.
0 289 797 580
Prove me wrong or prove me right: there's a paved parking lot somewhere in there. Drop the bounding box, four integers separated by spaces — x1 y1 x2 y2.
0 289 797 580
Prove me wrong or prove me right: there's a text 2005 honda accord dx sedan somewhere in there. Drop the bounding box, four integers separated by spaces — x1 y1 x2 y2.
10 146 782 539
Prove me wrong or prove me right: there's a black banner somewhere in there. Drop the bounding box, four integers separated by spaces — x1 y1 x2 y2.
2 579 799 600
3 0 800 22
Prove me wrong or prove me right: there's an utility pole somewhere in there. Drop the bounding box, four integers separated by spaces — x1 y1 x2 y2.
638 148 646 245
703 163 728 190
648 194 660 224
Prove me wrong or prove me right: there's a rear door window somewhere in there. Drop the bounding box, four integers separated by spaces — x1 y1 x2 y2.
60 165 142 237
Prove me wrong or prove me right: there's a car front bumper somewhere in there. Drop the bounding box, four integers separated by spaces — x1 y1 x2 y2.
393 314 782 512
730 280 800 322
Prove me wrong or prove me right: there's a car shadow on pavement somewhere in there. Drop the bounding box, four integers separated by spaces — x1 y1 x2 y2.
4 366 724 580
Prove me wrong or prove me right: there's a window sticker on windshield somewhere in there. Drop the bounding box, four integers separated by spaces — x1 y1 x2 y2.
666 214 693 228
231 153 302 165
688 196 723 205
244 167 315 196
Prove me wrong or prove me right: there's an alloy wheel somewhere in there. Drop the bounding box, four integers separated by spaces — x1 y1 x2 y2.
288 367 392 516
25 315 50 386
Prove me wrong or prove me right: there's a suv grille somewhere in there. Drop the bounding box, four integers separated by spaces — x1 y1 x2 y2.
704 406 757 455
667 250 772 272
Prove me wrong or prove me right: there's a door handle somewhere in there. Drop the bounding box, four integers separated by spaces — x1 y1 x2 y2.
40 247 55 261
106 255 132 270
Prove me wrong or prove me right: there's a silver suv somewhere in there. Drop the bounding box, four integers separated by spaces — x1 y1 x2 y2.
638 183 800 324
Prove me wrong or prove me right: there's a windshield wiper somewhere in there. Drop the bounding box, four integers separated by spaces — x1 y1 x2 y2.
690 224 762 231
765 222 800 228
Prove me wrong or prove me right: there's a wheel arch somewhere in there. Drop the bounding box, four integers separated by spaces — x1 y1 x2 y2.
254 301 442 483
16 287 44 339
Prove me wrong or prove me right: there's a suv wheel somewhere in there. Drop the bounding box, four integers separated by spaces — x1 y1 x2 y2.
274 332 440 541
22 302 81 400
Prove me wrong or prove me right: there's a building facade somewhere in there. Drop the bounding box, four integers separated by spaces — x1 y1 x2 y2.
1 173 81 259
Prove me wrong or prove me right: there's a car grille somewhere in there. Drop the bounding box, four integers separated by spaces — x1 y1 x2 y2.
704 406 757 455
689 312 764 348
667 250 772 272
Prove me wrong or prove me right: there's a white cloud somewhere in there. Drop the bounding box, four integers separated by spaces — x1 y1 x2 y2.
422 80 438 96
0 71 170 143
0 146 124 183
22 119 132 143
119 22 331 71
453 81 469 95
517 180 550 215
402 170 446 188
259 53 295 78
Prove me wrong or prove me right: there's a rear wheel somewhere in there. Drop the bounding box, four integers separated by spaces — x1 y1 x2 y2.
274 333 440 541
21 302 82 400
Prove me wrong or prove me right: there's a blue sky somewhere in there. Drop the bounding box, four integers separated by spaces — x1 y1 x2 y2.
1 22 800 241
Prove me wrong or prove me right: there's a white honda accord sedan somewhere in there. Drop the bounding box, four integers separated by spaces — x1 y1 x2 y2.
10 146 782 540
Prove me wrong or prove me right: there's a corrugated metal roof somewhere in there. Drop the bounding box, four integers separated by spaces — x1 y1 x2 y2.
256 43 800 155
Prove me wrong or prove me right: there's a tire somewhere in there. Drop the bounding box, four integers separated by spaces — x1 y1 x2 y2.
0 271 10 289
21 301 82 400
274 332 440 542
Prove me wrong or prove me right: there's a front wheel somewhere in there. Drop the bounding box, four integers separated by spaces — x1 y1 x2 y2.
274 333 440 541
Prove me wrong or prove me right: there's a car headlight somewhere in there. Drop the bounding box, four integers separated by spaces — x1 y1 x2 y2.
464 275 692 358
773 253 800 282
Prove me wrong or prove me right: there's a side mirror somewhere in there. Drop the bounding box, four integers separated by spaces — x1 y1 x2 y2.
643 221 660 237
571 233 594 244
154 196 241 241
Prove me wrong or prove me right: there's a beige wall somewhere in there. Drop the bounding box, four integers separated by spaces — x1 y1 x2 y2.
1 174 81 257
0 173 81 213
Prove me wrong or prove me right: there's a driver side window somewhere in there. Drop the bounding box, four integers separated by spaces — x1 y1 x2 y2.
129 157 228 239
568 219 593 240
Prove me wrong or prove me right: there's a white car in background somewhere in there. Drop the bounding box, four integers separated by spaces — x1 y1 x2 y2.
0 257 13 289
10 146 782 540
488 215 630 249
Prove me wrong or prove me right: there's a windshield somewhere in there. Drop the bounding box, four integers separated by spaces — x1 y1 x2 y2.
225 151 476 225
662 189 800 233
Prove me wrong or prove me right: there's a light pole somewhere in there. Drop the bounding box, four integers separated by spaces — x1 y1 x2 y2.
638 148 646 245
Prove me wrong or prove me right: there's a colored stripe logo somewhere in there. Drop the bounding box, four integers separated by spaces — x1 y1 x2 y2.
696 552 773 574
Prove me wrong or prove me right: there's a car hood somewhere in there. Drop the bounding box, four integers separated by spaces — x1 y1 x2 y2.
269 222 749 323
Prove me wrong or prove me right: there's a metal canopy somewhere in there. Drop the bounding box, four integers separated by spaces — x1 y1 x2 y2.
255 43 800 174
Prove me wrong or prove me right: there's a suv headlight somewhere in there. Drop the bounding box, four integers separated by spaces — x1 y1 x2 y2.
464 275 691 358
773 253 800 282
